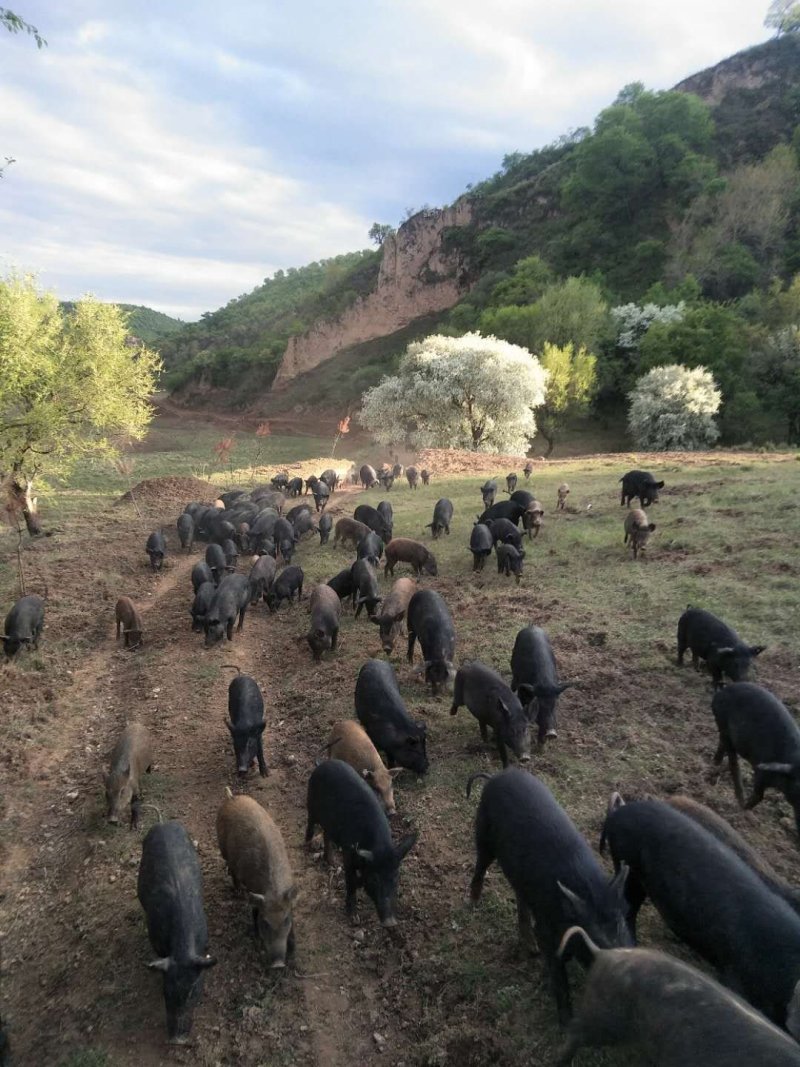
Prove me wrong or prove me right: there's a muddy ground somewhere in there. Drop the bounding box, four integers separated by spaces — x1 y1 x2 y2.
1 452 800 1067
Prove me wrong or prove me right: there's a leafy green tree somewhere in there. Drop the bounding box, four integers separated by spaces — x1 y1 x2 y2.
368 223 395 247
755 326 800 441
628 364 721 450
765 0 800 34
0 275 161 533
480 277 609 354
358 332 548 452
537 342 597 455
1 7 45 47
488 256 553 307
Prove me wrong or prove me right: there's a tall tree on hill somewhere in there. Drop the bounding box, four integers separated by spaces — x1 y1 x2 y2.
765 0 800 34
0 275 161 534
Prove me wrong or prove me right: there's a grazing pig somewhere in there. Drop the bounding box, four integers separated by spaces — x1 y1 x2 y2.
524 460 534 480
227 673 268 777
487 517 524 551
377 499 393 530
146 530 166 571
620 469 664 507
317 512 333 545
379 469 395 491
305 475 319 496
249 510 279 554
601 797 800 1035
291 508 315 539
468 769 631 1023
191 561 214 593
248 555 277 604
392 462 403 480
509 489 535 508
407 589 456 694
480 479 497 508
369 577 417 655
327 567 355 604
420 469 430 485
677 607 765 688
355 659 429 773
138 821 216 1044
286 477 303 498
451 662 531 766
320 468 339 492
217 792 296 967
351 559 382 618
478 500 524 526
305 759 417 926
557 483 570 510
712 682 800 833
354 504 392 543
667 795 800 914
356 532 384 566
104 722 153 828
470 523 493 571
286 502 311 524
333 517 372 550
221 538 239 570
273 517 297 564
307 584 341 661
555 930 800 1066
496 542 525 582
266 565 304 611
2 594 44 658
205 543 227 583
190 581 216 632
115 596 144 648
326 721 402 815
177 513 195 551
405 466 420 489
384 538 437 578
426 498 453 539
522 500 545 539
360 464 379 489
219 490 246 508
505 472 518 493
204 573 250 646
623 508 656 559
270 473 289 492
510 625 573 746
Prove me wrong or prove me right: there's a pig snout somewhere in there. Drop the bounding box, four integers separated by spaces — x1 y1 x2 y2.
546 728 558 739
519 752 531 763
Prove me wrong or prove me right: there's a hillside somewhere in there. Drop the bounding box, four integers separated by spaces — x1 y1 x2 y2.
162 35 800 444
60 301 185 344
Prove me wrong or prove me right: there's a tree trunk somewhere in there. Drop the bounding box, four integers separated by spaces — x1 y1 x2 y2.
10 477 43 536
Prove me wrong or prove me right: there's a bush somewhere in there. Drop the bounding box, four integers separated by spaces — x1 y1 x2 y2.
628 364 721 450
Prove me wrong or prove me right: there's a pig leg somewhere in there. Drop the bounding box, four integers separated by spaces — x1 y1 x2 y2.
407 630 417 663
331 627 339 652
237 604 247 632
479 721 489 742
496 735 509 768
256 738 269 778
515 893 538 954
342 851 359 917
130 795 141 831
226 619 235 641
541 932 572 1024
304 815 316 846
323 832 334 866
729 752 746 805
743 766 766 811
116 618 122 640
621 872 646 941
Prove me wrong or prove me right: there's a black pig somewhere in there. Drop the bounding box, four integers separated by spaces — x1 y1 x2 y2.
227 673 268 777
407 589 456 694
450 662 531 766
511 626 574 746
266 565 304 611
677 607 765 688
2 594 44 658
355 659 429 773
146 530 166 571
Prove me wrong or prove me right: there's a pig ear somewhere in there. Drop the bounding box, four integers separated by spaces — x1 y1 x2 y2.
147 958 171 972
394 833 418 862
610 862 629 896
648 523 656 532
225 719 235 734
557 881 586 915
497 699 511 722
749 645 766 657
656 481 665 489
517 683 536 703
369 616 382 625
715 646 735 657
388 767 405 779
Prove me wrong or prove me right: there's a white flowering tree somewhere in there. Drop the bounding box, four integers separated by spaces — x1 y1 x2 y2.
628 364 721 450
611 302 685 350
358 332 548 452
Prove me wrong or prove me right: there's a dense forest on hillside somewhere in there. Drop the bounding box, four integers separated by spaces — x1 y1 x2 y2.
162 36 800 444
60 302 184 343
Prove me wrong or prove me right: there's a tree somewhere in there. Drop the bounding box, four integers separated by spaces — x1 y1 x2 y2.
368 223 394 247
755 326 800 442
1 7 46 47
0 275 162 534
358 332 548 453
628 364 721 450
480 276 609 355
537 342 597 455
765 0 800 34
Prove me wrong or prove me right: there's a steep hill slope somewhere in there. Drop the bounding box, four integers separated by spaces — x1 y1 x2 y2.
59 302 185 343
163 34 800 415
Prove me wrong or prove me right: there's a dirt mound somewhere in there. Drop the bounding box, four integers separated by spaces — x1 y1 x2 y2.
417 448 544 475
115 475 220 507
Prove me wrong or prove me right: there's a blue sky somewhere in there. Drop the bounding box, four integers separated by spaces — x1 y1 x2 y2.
1 2 769 319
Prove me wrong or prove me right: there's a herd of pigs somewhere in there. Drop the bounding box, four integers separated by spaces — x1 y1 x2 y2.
3 460 800 1065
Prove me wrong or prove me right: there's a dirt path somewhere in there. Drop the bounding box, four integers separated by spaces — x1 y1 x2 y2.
1 490 417 1067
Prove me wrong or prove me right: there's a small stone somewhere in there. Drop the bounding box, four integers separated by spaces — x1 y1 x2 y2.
66 791 79 802
373 1032 385 1051
353 929 365 943
109 875 116 884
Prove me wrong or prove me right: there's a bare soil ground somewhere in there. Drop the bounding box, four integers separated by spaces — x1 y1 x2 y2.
1 439 800 1067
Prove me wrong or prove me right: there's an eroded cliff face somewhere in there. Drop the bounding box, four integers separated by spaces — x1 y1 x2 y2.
674 35 799 105
272 200 473 388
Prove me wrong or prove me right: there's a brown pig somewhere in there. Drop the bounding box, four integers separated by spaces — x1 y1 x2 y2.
115 596 143 648
332 517 372 550
623 508 656 559
216 790 297 968
383 538 438 578
326 720 403 816
557 483 570 510
522 499 545 539
369 577 417 654
103 722 153 828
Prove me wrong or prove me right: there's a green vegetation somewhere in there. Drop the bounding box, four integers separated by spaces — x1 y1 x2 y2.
0 276 162 533
60 302 185 344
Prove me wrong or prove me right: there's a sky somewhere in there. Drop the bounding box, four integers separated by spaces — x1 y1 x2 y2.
0 2 770 320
